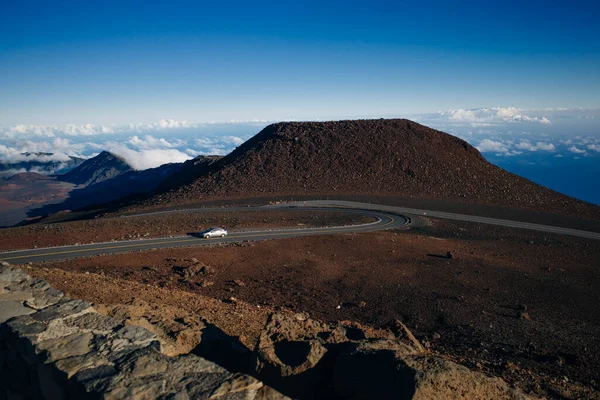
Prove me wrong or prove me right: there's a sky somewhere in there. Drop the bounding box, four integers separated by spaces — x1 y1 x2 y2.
1 1 599 203
1 0 599 125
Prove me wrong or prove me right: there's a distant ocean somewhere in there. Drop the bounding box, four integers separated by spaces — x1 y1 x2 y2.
485 153 600 206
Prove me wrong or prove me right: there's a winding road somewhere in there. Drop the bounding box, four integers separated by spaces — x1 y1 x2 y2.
0 206 406 265
1 200 599 265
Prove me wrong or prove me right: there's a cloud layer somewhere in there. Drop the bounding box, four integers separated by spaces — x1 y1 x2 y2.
438 107 551 126
0 119 254 173
1 109 599 176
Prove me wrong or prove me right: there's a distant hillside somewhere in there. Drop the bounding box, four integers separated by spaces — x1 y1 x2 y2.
2 172 47 183
60 151 132 186
154 155 223 192
133 119 600 219
0 152 85 176
1 150 189 226
25 161 184 221
61 162 183 206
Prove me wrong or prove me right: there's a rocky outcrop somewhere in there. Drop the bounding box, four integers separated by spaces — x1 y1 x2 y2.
0 263 286 399
0 262 538 399
333 340 532 400
252 313 536 400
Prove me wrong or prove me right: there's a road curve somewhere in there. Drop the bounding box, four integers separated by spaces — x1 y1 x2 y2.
288 200 600 241
0 207 407 265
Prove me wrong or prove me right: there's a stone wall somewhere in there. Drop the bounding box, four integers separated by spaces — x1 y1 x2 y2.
0 263 286 399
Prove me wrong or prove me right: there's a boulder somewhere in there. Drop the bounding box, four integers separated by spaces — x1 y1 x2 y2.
333 340 536 400
252 313 403 399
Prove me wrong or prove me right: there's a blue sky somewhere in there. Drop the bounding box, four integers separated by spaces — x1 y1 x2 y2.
1 0 599 125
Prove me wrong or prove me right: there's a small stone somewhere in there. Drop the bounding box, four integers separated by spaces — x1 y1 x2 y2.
432 333 441 340
518 311 531 320
198 280 214 288
37 332 93 362
33 299 93 322
359 301 367 308
0 268 30 288
295 313 308 321
233 279 245 287
200 265 215 275
210 374 264 397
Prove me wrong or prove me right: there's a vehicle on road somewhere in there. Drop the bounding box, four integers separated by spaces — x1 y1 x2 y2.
201 227 228 238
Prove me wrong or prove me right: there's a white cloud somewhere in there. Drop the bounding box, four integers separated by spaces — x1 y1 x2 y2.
128 135 186 150
127 119 193 132
568 146 587 154
0 139 85 163
194 136 247 155
439 107 552 125
0 140 87 175
475 138 552 156
515 141 555 151
0 119 199 139
1 124 115 139
106 143 192 170
476 139 511 155
587 144 600 152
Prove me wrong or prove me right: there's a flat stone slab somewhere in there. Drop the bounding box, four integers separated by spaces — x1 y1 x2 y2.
0 300 35 323
0 266 289 399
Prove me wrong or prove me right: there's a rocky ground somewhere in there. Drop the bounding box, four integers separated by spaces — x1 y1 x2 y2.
24 218 600 399
0 210 374 251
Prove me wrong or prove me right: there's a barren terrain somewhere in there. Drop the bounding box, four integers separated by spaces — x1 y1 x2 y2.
0 173 74 227
25 219 600 399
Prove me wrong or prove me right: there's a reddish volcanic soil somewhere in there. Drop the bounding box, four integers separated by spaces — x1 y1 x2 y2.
29 218 600 399
127 120 600 221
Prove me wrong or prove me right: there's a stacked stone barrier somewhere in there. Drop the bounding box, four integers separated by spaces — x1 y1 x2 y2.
0 263 286 399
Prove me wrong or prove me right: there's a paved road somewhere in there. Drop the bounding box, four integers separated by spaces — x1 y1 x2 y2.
0 207 407 265
1 200 598 265
287 200 600 240
129 200 600 240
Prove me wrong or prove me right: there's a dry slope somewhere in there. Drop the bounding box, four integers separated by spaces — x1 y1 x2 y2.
138 119 600 219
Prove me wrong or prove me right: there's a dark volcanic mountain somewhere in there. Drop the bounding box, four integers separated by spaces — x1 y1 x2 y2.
57 162 183 207
0 152 85 176
155 155 222 192
136 119 599 219
60 151 132 186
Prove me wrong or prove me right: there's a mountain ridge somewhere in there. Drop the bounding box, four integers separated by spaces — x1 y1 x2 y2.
130 119 600 220
59 151 133 186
